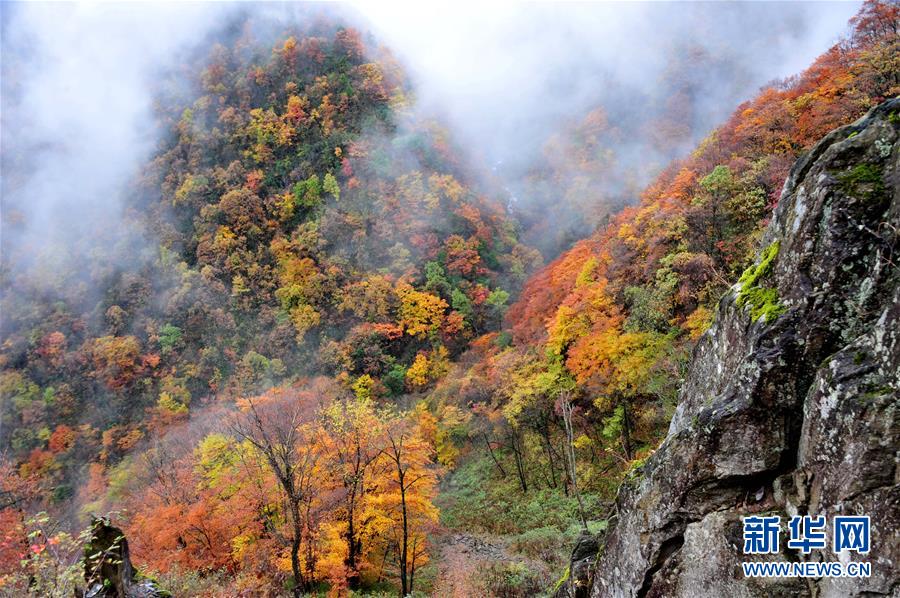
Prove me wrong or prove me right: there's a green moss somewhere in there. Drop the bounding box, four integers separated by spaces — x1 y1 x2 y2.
738 240 779 288
837 163 886 202
736 241 786 322
859 383 894 402
888 110 899 124
737 286 788 321
553 566 570 593
626 456 648 478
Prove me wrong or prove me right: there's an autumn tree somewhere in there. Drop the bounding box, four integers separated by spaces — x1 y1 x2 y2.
320 395 384 589
230 388 323 594
123 422 237 574
375 412 439 596
558 391 587 531
396 283 447 339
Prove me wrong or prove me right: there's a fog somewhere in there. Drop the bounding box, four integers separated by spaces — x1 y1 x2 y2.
355 2 859 171
354 2 860 253
0 2 235 282
0 2 860 274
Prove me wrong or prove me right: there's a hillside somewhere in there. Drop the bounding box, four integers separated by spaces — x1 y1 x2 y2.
0 17 539 595
1 17 534 493
0 2 898 597
419 6 898 593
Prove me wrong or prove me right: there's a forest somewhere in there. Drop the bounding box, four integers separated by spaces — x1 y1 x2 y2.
0 1 897 596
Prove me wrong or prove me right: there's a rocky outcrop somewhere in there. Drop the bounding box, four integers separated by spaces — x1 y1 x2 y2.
561 98 900 597
81 517 167 598
565 531 603 598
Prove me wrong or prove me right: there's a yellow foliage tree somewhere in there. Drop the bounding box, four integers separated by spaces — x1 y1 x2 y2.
405 354 430 389
371 413 440 597
396 283 447 339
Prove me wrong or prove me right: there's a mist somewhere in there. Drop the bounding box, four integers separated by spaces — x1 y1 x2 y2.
353 2 861 254
0 2 239 288
1 2 861 276
356 2 859 168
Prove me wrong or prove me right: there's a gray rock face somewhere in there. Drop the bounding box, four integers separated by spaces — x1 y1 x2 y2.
576 99 900 598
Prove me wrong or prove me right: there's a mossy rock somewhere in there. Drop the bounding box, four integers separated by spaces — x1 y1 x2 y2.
735 241 786 322
836 162 887 203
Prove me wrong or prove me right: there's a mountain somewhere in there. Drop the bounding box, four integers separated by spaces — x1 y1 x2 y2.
558 96 899 598
0 2 897 597
0 18 538 595
0 18 534 483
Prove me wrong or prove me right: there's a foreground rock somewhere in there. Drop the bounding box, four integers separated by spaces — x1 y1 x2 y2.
559 99 900 597
80 517 167 598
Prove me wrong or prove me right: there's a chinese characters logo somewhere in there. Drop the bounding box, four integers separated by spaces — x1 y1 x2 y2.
740 514 872 579
742 514 870 555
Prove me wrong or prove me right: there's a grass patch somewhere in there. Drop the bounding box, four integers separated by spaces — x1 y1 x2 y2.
438 455 605 536
478 561 544 598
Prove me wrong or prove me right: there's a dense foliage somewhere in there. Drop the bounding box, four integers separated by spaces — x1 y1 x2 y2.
0 19 536 595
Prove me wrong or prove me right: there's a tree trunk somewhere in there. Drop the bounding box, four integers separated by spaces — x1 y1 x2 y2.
483 433 507 477
291 539 302 596
409 539 418 595
510 430 528 493
289 498 305 595
541 421 558 488
561 393 588 531
346 495 361 590
621 402 633 461
304 498 317 586
399 476 409 597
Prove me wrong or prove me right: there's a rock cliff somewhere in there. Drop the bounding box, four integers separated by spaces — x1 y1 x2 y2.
561 98 900 598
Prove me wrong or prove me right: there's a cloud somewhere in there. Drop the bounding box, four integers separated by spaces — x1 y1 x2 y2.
347 2 859 255
352 2 859 169
1 2 230 274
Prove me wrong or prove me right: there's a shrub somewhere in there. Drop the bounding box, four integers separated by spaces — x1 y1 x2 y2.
479 561 544 598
